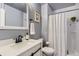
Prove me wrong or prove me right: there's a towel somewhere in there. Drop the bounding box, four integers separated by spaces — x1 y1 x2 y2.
0 8 5 26
30 23 35 35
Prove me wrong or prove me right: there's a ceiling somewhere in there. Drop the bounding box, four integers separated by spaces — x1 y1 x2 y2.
49 3 75 10
5 3 76 12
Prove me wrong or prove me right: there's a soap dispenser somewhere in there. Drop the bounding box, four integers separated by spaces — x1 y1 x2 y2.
25 33 29 40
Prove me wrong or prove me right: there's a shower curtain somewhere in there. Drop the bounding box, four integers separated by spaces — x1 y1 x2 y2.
48 13 67 56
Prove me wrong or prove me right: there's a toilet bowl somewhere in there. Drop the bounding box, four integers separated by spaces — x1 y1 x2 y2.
42 41 55 56
42 47 55 56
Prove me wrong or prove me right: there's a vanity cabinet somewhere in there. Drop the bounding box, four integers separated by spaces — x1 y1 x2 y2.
0 39 43 56
19 43 42 56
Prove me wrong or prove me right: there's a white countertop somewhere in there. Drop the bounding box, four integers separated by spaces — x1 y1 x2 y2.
0 39 42 56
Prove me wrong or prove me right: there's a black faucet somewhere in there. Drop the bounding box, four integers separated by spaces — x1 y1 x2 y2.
15 35 23 43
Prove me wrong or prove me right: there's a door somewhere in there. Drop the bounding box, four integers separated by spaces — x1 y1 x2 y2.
65 9 79 54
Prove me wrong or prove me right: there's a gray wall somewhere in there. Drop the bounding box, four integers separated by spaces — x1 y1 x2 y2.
41 4 53 44
0 30 26 40
48 4 53 15
41 4 48 43
29 3 41 39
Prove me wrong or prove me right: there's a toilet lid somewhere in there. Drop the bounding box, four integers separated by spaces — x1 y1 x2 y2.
42 47 55 55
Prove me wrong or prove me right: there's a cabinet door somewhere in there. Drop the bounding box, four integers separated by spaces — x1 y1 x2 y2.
33 50 41 56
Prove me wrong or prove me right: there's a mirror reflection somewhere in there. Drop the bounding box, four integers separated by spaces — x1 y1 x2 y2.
4 3 27 27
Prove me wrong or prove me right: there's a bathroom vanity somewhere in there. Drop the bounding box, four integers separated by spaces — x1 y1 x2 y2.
0 3 42 56
0 39 43 56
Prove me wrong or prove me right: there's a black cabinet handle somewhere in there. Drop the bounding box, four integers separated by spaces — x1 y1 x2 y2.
31 53 34 56
30 47 41 56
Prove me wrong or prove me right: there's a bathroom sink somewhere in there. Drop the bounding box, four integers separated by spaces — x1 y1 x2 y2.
9 39 35 49
0 39 38 50
9 41 28 49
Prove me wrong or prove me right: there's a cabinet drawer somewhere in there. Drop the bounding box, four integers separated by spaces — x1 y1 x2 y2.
19 43 41 56
19 50 32 56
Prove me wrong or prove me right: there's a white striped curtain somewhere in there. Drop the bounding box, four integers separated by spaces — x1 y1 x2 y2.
48 13 67 56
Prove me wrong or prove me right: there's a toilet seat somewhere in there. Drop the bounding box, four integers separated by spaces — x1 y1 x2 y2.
42 47 55 56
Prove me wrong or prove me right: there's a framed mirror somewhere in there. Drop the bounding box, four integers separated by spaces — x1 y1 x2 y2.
0 3 29 30
5 3 26 27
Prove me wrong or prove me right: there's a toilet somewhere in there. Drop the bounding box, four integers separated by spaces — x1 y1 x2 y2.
42 42 55 56
42 47 55 56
